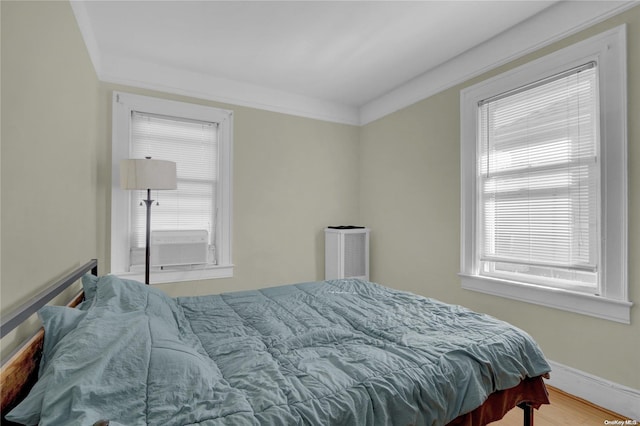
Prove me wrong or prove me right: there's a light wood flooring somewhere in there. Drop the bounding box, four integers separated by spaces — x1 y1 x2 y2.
492 386 634 426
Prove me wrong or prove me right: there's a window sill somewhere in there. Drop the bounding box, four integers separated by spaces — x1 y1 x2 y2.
116 264 234 285
459 273 632 324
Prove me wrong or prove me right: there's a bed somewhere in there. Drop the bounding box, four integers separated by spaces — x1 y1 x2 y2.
1 260 550 425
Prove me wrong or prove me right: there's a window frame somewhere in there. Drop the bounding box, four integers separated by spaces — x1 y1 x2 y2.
111 92 233 283
459 25 630 323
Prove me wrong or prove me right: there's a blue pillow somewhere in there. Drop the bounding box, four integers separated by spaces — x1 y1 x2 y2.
7 306 87 425
38 306 87 375
80 272 99 308
8 274 220 425
4 377 47 425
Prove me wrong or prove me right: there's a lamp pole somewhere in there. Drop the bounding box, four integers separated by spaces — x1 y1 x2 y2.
143 188 154 285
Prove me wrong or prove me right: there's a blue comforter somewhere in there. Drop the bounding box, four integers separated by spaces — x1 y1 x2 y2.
7 275 550 426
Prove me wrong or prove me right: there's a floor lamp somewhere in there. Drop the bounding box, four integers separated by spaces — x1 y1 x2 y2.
120 157 177 284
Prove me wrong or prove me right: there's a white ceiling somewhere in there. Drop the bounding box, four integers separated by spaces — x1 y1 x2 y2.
72 1 635 124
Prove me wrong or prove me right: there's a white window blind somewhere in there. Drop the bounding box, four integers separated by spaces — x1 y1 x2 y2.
130 111 218 254
477 63 599 293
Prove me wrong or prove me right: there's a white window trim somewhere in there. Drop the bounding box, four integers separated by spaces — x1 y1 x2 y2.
460 25 630 323
111 92 233 283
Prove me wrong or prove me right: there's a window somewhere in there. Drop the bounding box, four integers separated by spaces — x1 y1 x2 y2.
112 92 233 283
460 26 630 323
478 63 599 293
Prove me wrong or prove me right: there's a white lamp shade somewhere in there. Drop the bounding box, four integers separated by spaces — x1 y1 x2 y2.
120 158 177 190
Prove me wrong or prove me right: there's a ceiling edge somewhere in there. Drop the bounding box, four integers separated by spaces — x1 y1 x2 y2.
359 0 638 125
70 1 359 125
70 1 102 78
99 54 361 125
70 0 637 126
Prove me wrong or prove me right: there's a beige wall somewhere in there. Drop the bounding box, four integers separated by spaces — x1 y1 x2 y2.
0 1 100 355
97 83 361 298
360 6 640 390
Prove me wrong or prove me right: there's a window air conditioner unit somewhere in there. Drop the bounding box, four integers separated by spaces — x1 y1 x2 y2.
325 227 370 281
150 230 208 267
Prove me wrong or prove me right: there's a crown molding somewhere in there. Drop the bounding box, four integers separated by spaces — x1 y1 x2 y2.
359 1 638 125
70 0 102 75
71 0 637 126
69 1 359 125
99 54 360 125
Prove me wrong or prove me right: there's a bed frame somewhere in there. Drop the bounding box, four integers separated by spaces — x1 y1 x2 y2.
0 259 98 422
0 259 547 425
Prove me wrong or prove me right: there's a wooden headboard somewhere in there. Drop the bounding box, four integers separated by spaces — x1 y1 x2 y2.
0 259 98 422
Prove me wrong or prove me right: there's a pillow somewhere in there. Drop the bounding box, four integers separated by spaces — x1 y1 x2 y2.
9 274 222 425
6 275 220 425
92 275 190 337
38 306 87 376
79 272 100 308
7 306 87 425
4 377 47 425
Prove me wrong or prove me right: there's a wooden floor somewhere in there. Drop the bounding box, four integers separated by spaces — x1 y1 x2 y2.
492 386 633 425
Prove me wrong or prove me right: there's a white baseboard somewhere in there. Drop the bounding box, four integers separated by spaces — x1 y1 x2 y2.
546 360 640 420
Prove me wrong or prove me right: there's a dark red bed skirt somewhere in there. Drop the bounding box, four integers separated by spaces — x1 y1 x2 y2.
447 376 550 426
